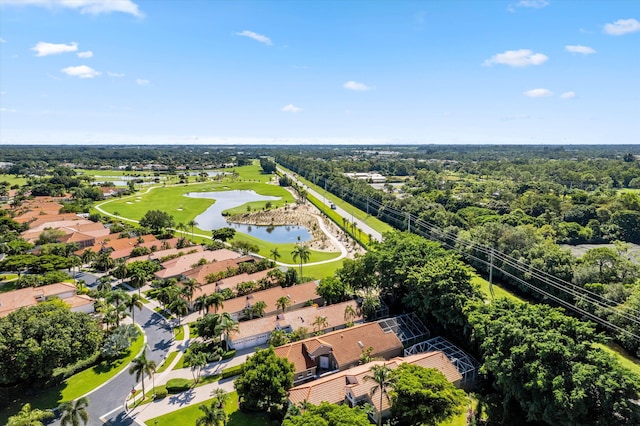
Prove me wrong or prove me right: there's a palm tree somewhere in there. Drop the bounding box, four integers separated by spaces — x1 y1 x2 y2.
251 300 267 318
270 248 281 263
113 260 129 286
364 364 394 426
312 315 328 333
176 222 187 236
126 293 144 323
81 249 96 266
197 403 226 426
276 296 291 314
68 255 82 284
130 267 148 296
194 294 209 315
168 297 189 325
8 402 54 426
128 350 156 398
187 219 198 241
59 397 89 426
344 304 357 325
218 313 239 348
210 388 229 409
206 292 225 314
106 290 131 327
181 278 200 309
95 251 115 273
291 245 311 279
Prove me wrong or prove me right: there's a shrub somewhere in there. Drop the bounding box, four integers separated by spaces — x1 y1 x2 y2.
165 378 191 393
221 364 243 379
154 386 168 399
222 349 236 360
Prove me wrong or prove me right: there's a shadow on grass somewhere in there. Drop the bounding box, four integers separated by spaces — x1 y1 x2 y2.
227 410 279 426
0 382 64 425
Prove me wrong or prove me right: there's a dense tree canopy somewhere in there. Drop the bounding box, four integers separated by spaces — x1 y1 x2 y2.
0 301 103 385
234 346 294 415
283 402 371 426
468 299 640 425
139 210 175 234
389 363 466 426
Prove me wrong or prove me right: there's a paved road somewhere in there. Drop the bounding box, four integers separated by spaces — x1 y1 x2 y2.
277 167 383 242
48 305 173 426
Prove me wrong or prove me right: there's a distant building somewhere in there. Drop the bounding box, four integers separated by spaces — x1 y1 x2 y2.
343 172 386 183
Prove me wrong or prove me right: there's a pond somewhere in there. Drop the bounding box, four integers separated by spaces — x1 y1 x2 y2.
185 190 312 244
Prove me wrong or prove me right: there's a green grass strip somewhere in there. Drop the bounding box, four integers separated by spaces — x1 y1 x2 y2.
60 332 145 401
156 351 180 374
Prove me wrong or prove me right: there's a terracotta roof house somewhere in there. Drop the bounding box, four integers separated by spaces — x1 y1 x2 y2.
274 322 403 385
128 245 204 264
0 282 94 317
288 352 462 425
21 220 110 249
213 268 273 294
181 256 256 285
76 234 158 256
109 237 177 260
210 281 321 320
154 248 240 280
229 300 363 350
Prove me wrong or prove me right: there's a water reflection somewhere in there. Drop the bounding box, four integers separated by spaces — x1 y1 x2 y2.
185 190 312 244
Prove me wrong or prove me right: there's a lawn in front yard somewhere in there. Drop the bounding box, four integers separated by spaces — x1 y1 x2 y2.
146 391 278 426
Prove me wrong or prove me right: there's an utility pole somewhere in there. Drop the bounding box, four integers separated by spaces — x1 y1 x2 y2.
407 212 411 233
489 248 495 301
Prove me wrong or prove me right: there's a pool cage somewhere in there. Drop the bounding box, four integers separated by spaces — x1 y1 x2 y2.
404 336 479 386
377 313 431 348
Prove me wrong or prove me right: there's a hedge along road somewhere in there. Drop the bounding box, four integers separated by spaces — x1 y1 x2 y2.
94 184 349 267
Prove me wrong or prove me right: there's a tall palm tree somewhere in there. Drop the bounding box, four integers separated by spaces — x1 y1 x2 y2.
168 297 189 325
106 290 131 327
113 260 129 286
270 248 281 263
126 293 144 323
187 219 198 241
176 222 187 236
364 364 394 426
206 292 225 314
276 296 291 314
130 268 148 296
196 403 226 426
344 304 357 325
59 397 89 426
291 245 311 279
218 313 239 348
251 300 267 319
181 278 200 309
128 350 156 398
95 251 115 273
194 294 209 315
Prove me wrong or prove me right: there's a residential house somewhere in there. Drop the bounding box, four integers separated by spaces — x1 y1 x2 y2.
180 256 256 285
210 281 321 320
153 248 240 280
0 282 94 317
274 322 403 385
288 352 462 425
229 300 363 350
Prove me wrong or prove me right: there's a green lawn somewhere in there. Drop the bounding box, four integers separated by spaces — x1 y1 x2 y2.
61 332 145 401
174 326 185 340
595 342 640 377
0 174 28 186
472 275 522 303
157 351 181 373
0 333 144 425
300 259 344 280
278 164 395 236
146 391 278 426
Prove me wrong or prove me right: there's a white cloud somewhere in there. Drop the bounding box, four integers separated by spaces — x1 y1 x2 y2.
61 65 100 78
560 91 576 99
281 104 302 113
235 30 272 45
524 88 553 97
343 81 373 91
484 49 548 67
2 0 143 17
136 79 149 85
565 45 596 55
107 72 125 77
0 38 6 43
516 0 549 8
32 41 78 57
77 51 93 58
603 18 640 35
0 108 17 113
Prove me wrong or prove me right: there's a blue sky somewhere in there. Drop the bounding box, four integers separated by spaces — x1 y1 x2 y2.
0 0 638 145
